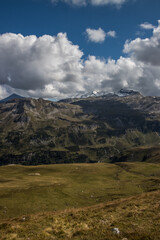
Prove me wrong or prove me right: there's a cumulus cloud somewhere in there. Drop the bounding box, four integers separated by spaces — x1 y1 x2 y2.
107 30 116 38
140 22 155 30
85 20 160 96
0 85 8 99
83 53 160 96
124 20 160 66
90 0 126 6
85 28 116 43
51 0 128 6
0 33 85 99
86 28 106 43
83 56 144 93
1 20 160 100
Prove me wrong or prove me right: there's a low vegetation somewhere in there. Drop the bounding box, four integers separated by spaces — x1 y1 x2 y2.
0 93 160 165
1 190 159 240
0 162 160 239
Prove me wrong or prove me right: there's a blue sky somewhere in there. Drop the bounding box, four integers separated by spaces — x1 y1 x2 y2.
0 0 160 99
0 0 159 59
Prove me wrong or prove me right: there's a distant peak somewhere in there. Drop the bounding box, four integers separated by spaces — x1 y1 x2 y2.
10 93 22 97
0 93 24 103
116 89 141 97
74 89 141 99
77 90 112 99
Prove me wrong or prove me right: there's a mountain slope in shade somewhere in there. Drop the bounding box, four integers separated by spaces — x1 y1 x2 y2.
0 93 24 103
0 90 160 165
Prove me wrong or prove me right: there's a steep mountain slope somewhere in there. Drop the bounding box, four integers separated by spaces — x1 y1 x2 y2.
0 91 160 165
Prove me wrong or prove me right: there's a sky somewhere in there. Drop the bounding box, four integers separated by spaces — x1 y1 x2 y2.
0 0 160 100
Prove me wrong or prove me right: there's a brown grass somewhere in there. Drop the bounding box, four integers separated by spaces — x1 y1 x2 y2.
0 190 160 240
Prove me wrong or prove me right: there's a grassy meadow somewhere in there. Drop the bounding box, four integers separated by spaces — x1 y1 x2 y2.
0 162 160 239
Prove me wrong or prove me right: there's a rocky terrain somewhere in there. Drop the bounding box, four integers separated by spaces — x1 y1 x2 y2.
0 90 160 165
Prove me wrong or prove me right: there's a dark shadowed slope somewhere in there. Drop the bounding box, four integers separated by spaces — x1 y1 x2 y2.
0 93 24 103
0 91 160 165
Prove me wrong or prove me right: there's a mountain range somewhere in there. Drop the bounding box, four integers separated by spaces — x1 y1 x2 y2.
0 90 160 165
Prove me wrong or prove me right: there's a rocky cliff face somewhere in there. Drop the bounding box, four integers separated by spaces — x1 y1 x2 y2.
0 92 160 165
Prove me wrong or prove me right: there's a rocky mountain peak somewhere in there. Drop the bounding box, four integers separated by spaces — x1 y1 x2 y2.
116 89 141 97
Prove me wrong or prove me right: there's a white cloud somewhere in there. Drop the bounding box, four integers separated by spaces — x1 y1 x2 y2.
51 0 128 6
0 85 8 100
86 28 106 43
140 22 155 30
90 0 126 6
107 30 116 38
1 20 160 100
85 28 116 43
83 56 144 93
0 32 84 99
124 20 160 66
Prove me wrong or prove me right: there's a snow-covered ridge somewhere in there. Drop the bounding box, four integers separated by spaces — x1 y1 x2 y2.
76 89 140 99
116 89 140 97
